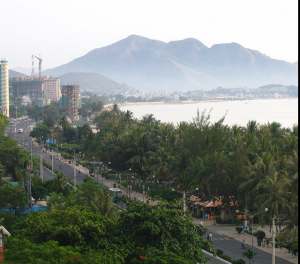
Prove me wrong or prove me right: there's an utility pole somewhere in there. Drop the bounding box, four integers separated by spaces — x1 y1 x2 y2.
272 216 276 264
26 166 32 208
183 190 186 214
244 195 248 231
40 144 43 181
73 149 76 188
51 131 54 176
30 139 33 171
14 106 18 119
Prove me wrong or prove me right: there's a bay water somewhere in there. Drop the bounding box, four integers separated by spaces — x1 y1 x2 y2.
120 98 298 128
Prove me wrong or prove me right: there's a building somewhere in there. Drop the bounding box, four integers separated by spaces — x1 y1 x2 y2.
43 78 61 101
0 58 9 117
9 75 61 106
60 85 82 122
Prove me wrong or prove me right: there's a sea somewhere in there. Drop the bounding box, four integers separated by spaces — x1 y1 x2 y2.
120 98 298 128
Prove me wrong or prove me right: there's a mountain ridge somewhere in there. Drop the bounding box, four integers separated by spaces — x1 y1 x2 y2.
43 35 298 91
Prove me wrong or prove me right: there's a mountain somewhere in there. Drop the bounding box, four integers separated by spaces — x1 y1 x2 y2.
11 67 32 76
58 72 134 94
43 35 298 91
9 69 26 78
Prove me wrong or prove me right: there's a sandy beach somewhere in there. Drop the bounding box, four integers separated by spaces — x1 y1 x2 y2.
118 100 225 107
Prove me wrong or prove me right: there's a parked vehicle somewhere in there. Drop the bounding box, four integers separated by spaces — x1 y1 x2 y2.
109 188 123 202
18 128 24 133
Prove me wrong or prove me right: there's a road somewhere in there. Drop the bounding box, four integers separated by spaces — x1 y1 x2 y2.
8 118 88 185
203 229 292 264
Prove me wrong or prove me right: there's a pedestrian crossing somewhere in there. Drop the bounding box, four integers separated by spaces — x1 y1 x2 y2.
213 238 231 241
203 237 232 241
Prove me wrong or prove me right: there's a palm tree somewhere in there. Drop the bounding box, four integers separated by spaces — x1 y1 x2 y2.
256 172 297 221
82 130 94 156
151 145 174 188
47 192 67 211
90 191 121 218
243 249 257 264
127 133 156 181
59 115 69 134
246 120 259 134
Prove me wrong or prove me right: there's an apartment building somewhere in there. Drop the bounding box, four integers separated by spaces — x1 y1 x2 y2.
0 59 9 117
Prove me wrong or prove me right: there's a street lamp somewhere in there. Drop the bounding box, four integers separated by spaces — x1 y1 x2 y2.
236 208 268 264
172 188 199 215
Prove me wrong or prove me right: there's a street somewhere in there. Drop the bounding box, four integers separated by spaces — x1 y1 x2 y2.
203 229 294 264
9 118 88 185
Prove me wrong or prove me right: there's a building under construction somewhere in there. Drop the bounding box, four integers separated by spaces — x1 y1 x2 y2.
9 55 60 106
60 85 82 122
9 75 61 106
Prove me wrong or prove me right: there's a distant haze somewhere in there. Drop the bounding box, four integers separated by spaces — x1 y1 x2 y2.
43 35 298 92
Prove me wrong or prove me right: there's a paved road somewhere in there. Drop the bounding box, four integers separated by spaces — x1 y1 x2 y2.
204 229 292 264
9 118 88 186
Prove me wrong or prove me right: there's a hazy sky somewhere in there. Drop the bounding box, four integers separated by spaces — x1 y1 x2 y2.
3 0 298 70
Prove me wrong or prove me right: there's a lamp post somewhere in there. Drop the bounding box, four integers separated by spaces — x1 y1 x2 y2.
14 106 18 119
172 188 199 215
236 208 268 264
39 132 44 181
109 168 131 188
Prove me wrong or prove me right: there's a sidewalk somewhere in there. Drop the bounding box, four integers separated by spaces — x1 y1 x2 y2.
193 219 298 264
99 176 158 205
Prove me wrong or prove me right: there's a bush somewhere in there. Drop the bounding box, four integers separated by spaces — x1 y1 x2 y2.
291 241 298 255
219 254 233 262
216 249 223 256
233 259 246 264
232 218 243 225
255 230 266 240
216 216 222 224
148 189 181 201
236 227 244 234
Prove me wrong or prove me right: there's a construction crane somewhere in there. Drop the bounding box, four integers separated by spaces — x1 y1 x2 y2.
31 55 35 77
35 55 42 80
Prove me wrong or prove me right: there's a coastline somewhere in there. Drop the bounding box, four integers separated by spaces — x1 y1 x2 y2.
118 99 225 107
117 97 297 108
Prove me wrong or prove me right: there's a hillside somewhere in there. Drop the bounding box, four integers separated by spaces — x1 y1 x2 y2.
58 72 134 94
9 69 26 78
43 35 298 92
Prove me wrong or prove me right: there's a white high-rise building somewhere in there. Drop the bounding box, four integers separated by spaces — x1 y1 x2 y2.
0 58 9 117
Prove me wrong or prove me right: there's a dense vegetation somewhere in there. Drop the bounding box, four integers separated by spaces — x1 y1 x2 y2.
1 176 213 263
29 105 299 226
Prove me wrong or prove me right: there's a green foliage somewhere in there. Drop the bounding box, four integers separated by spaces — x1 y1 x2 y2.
149 188 182 201
0 113 9 135
216 249 223 256
242 249 256 260
4 202 212 263
232 218 243 225
254 230 266 239
0 211 26 231
3 239 116 264
219 254 233 262
236 227 244 234
232 259 246 264
30 124 50 142
31 176 47 203
0 182 27 210
0 135 30 180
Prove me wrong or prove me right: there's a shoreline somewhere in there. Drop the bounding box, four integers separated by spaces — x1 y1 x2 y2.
116 97 297 108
